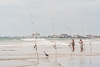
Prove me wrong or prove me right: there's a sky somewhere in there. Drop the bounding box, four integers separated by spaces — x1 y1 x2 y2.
0 0 100 36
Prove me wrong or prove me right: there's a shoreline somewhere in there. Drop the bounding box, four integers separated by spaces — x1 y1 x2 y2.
0 44 100 67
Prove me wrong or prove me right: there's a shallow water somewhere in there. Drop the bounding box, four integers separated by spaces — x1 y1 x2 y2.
0 38 100 67
49 56 100 67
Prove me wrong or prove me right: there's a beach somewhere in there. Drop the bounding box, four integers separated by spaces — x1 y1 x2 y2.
0 0 100 67
0 38 100 67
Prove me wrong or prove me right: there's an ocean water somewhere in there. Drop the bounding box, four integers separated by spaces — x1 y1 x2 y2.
0 37 100 67
1 37 100 55
0 37 100 47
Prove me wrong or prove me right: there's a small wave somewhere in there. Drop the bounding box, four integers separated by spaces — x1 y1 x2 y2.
1 38 100 47
21 38 45 41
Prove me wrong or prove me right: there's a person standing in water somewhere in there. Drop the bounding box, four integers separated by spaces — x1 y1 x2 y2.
71 39 75 52
79 39 83 52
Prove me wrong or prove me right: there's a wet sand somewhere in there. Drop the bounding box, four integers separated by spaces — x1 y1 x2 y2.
0 44 100 67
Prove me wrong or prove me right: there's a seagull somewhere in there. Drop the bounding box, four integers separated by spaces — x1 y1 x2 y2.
43 51 49 57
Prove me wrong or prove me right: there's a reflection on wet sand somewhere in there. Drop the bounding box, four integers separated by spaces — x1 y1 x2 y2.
80 56 85 67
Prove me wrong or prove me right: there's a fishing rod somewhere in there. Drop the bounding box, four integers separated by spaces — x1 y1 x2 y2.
66 21 71 44
28 6 39 62
89 23 92 67
51 12 57 62
81 23 85 53
89 24 92 53
80 22 86 67
66 21 73 56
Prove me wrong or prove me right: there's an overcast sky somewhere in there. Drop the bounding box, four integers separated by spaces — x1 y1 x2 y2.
0 0 100 36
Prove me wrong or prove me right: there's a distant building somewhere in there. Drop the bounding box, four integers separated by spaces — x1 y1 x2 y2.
48 35 55 38
85 35 91 38
60 34 68 38
32 33 40 38
72 34 83 38
56 35 61 38
48 34 68 38
40 36 48 38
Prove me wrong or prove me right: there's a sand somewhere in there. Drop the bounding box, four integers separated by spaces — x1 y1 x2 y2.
0 44 100 67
